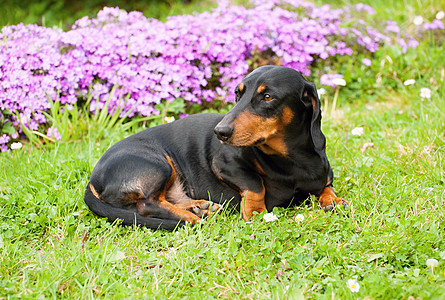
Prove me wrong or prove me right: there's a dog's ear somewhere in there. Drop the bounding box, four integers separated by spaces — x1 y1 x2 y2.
300 81 326 150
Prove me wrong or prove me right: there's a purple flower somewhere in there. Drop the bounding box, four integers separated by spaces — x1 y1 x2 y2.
320 74 345 87
0 134 10 144
354 3 376 15
386 21 400 34
423 19 445 30
47 127 62 141
0 1 436 147
0 133 11 152
362 58 372 66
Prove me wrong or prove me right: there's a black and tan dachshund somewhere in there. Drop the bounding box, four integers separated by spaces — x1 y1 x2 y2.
84 65 347 230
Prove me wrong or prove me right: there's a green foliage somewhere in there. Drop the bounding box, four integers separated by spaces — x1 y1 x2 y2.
17 85 194 148
0 0 216 29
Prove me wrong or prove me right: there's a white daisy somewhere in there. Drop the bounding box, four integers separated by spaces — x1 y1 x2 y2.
347 279 360 293
263 212 278 222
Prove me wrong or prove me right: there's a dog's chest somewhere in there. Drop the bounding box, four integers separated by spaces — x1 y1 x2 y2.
261 160 327 208
262 175 315 210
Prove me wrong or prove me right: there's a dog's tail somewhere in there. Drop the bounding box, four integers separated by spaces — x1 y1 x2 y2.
84 183 185 231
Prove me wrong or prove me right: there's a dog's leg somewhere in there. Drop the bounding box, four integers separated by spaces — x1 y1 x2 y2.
98 154 213 224
240 185 267 220
166 177 222 218
318 186 348 212
136 195 202 223
214 157 266 220
136 155 222 224
175 200 221 218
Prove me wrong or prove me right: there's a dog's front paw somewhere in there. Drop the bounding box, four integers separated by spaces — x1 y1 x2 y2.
191 201 222 218
321 197 349 212
322 203 336 212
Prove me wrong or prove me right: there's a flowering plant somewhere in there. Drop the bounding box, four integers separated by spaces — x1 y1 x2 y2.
1 0 441 151
263 212 279 222
347 278 360 292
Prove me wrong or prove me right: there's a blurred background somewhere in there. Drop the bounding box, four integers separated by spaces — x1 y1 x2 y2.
3 0 443 29
0 0 216 28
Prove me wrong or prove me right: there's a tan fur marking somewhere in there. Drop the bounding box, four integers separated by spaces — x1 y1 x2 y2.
163 156 201 222
281 106 294 126
257 84 267 94
253 159 266 175
166 179 220 217
240 182 266 220
164 157 220 220
318 186 346 208
135 155 201 223
238 82 244 92
166 178 193 204
174 200 207 210
231 106 294 156
164 156 177 190
311 96 316 111
158 198 201 223
89 183 101 200
136 188 201 223
326 177 333 187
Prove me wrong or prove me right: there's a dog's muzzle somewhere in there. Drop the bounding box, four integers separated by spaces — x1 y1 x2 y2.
214 125 234 142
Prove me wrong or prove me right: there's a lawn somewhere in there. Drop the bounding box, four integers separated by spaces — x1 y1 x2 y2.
0 0 444 299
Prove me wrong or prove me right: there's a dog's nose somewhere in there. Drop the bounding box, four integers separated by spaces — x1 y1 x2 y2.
214 126 234 142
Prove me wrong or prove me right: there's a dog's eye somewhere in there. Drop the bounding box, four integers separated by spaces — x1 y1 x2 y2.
264 94 272 101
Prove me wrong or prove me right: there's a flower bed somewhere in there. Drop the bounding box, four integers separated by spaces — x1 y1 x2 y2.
1 0 441 151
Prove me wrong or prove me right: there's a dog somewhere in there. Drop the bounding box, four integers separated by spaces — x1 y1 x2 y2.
84 65 347 230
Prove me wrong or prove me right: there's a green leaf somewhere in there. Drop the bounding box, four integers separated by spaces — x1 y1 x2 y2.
2 122 15 134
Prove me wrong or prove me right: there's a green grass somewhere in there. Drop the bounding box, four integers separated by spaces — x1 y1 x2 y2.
1 0 445 299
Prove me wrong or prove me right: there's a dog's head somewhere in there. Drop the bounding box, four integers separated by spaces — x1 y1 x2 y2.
214 65 325 156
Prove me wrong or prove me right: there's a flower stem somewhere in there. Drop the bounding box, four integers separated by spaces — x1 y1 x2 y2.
332 86 340 115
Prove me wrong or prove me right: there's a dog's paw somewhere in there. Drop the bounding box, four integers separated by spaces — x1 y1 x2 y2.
322 203 335 212
191 202 222 218
321 198 349 212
